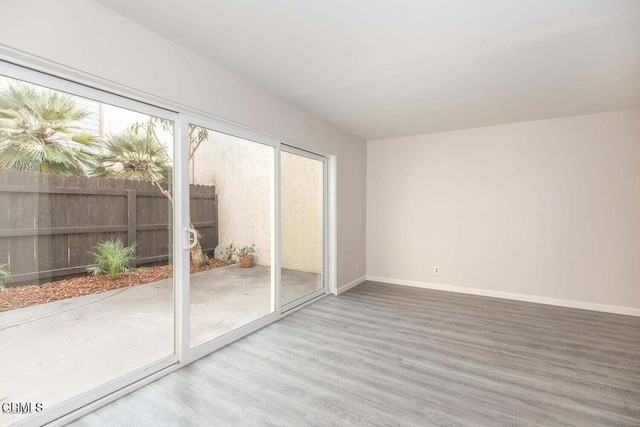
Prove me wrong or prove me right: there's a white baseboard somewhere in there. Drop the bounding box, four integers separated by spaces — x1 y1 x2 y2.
365 275 640 317
336 275 366 295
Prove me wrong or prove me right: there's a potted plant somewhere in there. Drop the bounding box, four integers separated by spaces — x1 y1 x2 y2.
235 243 256 268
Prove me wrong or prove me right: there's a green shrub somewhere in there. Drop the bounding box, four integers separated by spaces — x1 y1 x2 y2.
87 239 137 280
223 243 236 265
0 264 10 293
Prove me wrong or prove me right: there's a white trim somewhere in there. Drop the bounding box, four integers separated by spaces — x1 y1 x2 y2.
188 312 279 363
366 275 640 317
282 289 327 313
18 356 177 427
328 156 338 295
337 276 366 295
186 114 281 149
323 154 329 297
175 115 191 363
272 140 280 316
279 145 330 310
43 363 181 427
282 292 329 316
0 60 177 121
0 50 335 159
0 58 182 427
281 144 326 162
182 114 280 350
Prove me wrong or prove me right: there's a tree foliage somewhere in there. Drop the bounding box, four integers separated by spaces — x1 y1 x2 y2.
92 128 172 182
0 83 98 175
132 118 208 161
95 121 210 266
92 127 174 202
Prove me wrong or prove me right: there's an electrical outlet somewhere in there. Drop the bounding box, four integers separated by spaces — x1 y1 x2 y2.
434 267 440 275
356 263 361 272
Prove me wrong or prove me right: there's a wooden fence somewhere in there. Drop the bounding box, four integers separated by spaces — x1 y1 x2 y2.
0 170 218 284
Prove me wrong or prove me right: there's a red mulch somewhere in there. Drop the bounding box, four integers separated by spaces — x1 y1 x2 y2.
0 258 228 312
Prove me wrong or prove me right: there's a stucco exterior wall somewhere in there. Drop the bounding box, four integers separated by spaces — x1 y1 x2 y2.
192 132 323 273
281 152 323 274
192 131 272 266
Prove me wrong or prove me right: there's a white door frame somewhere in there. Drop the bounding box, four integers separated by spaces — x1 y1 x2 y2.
280 144 329 313
0 59 336 427
177 116 331 358
0 60 181 427
177 114 283 363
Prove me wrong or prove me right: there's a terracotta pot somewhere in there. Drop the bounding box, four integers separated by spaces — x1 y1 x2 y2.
239 255 254 268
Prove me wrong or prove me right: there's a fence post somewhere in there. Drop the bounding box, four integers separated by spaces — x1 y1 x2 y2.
127 189 137 267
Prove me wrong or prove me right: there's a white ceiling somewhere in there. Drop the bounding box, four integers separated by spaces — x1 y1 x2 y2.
95 0 640 140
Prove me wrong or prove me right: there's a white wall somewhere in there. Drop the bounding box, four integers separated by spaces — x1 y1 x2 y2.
368 108 640 310
192 131 273 267
0 0 366 289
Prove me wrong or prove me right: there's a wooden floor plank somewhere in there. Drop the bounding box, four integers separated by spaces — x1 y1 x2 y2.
72 281 640 426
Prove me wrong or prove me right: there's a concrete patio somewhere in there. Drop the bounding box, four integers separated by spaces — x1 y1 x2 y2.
0 265 321 425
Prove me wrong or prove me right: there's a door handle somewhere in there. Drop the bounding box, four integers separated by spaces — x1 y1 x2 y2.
185 227 198 250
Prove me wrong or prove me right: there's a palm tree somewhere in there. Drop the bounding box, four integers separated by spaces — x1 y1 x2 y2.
94 126 209 266
0 82 98 175
92 128 174 202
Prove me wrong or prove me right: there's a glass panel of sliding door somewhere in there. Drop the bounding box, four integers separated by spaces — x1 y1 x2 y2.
281 146 326 308
0 70 176 425
188 124 275 348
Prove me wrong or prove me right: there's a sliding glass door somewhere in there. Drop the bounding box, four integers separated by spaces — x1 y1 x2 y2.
181 119 328 350
186 122 276 349
0 61 329 426
281 146 326 310
0 65 177 425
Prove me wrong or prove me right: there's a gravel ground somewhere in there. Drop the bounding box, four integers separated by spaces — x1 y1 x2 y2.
0 259 228 312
